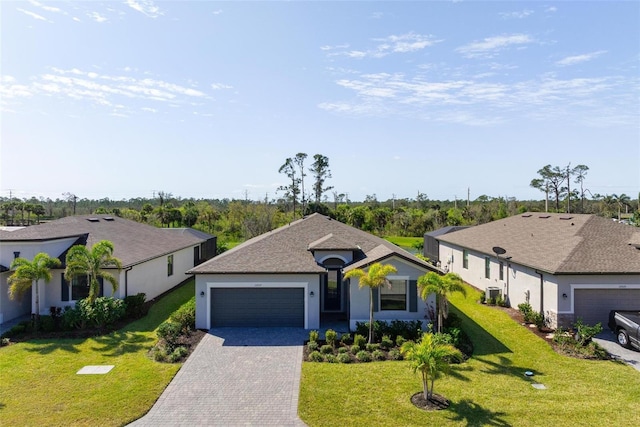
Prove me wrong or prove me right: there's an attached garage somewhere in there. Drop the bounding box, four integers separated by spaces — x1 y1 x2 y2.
210 287 304 327
574 289 640 326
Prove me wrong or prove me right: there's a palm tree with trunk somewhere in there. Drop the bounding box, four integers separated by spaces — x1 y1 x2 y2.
343 262 397 344
418 272 467 333
8 253 62 328
401 332 463 402
64 240 122 303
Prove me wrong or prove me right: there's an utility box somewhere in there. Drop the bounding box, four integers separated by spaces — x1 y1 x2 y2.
486 286 501 300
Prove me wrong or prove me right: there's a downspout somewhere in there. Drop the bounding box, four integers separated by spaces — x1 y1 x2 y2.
535 270 544 313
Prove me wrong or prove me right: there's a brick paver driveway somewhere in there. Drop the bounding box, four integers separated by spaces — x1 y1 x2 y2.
129 328 308 426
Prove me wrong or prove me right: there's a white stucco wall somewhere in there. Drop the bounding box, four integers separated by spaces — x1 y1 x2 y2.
194 273 321 330
348 257 435 330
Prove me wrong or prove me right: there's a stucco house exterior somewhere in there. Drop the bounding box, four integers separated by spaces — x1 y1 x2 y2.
189 213 440 331
0 215 216 325
435 212 640 328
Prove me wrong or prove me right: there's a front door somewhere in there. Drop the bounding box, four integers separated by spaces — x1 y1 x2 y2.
323 269 341 311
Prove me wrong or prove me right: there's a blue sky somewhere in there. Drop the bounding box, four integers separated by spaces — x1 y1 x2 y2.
1 1 639 203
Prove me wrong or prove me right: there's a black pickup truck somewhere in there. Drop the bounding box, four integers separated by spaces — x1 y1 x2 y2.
608 310 640 350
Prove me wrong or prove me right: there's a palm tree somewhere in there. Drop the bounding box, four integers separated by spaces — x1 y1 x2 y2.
8 253 62 328
401 332 463 401
64 240 122 303
418 272 467 333
343 262 398 344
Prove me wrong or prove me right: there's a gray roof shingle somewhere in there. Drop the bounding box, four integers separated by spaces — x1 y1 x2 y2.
188 213 435 274
437 212 640 274
1 215 213 267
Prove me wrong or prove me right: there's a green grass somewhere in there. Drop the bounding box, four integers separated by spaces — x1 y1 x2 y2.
299 286 640 426
0 279 195 427
384 236 423 254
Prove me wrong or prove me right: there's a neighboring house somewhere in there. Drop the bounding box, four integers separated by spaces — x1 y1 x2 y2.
435 212 640 328
0 215 216 325
189 213 440 330
423 226 469 266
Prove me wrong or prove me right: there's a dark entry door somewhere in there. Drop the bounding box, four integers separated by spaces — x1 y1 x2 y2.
323 270 341 311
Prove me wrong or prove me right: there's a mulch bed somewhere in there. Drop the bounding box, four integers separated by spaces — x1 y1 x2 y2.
410 392 450 411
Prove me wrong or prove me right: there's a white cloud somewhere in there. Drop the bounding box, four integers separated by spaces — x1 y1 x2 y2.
499 10 534 19
28 0 62 13
1 68 218 115
326 33 441 59
125 0 163 18
546 6 557 13
212 9 223 15
370 12 383 19
87 11 108 23
17 8 51 22
211 83 233 90
456 34 533 58
556 50 607 66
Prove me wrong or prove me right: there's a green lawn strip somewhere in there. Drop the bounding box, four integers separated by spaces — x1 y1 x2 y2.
384 236 422 253
0 279 195 427
299 285 640 426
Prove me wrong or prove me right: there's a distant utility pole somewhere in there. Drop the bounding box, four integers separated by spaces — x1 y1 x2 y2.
392 193 396 210
467 187 470 207
545 183 549 213
454 196 457 209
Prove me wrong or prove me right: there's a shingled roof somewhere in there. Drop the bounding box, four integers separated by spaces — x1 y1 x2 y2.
0 215 212 267
188 213 435 274
437 212 640 274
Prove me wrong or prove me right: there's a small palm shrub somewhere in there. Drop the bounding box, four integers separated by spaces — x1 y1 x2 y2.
309 330 319 343
395 335 407 347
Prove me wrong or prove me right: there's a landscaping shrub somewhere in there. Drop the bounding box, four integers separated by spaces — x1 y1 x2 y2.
351 345 362 355
320 344 334 355
388 348 403 360
337 347 348 354
573 318 603 346
356 350 372 362
325 329 337 348
365 343 380 352
307 341 319 352
170 296 195 333
157 321 182 351
353 334 366 349
324 354 337 363
38 315 55 332
355 319 424 342
372 350 386 361
531 311 546 330
124 293 147 319
1 337 10 347
169 346 189 363
62 297 126 329
309 330 319 343
336 353 351 363
380 335 394 350
49 307 62 330
479 291 486 304
340 333 352 345
309 351 324 362
518 303 534 322
395 335 407 347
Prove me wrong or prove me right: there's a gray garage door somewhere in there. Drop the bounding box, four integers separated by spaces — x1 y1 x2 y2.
574 289 640 327
211 288 304 327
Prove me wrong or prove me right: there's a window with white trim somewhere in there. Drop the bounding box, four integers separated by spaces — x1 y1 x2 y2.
380 279 407 310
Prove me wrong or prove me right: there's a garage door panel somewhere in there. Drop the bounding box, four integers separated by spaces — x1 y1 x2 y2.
574 289 640 327
211 288 304 327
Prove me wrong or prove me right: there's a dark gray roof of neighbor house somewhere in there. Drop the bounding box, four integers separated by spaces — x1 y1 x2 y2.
188 213 438 274
437 212 640 274
424 226 469 238
0 215 213 267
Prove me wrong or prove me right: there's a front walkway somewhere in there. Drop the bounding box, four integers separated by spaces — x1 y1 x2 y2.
128 328 309 426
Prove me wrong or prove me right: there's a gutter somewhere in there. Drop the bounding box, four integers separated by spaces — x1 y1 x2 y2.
124 266 133 297
535 270 544 313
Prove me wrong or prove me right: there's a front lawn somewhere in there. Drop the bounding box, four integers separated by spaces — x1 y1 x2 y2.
299 286 640 426
0 279 195 427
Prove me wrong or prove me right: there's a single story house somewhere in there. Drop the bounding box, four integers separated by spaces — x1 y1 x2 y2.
188 213 440 330
0 215 216 325
423 226 469 266
435 212 640 328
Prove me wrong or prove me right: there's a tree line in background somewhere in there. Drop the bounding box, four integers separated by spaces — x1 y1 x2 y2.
2 161 638 246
